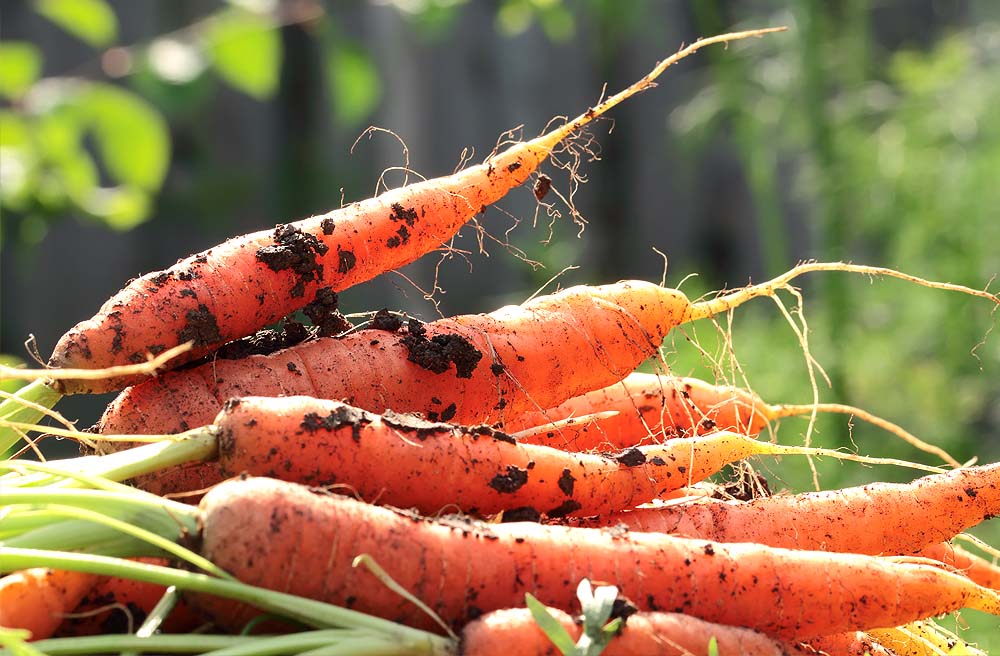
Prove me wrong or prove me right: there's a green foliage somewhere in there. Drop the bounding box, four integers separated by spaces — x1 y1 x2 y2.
204 7 282 100
33 0 118 48
0 43 42 100
326 39 381 128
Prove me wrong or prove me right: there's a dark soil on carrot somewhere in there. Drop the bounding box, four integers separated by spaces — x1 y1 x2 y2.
255 224 329 297
400 320 483 378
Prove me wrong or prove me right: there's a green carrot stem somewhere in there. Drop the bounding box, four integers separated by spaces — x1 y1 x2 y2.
0 549 452 652
0 380 63 454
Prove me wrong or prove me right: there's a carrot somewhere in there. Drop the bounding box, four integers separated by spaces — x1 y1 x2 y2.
188 476 1000 640
45 29 783 396
506 372 772 449
96 263 995 442
0 568 97 640
571 463 1000 557
459 606 788 655
508 372 960 466
95 395 938 501
919 541 1000 590
53 559 201 636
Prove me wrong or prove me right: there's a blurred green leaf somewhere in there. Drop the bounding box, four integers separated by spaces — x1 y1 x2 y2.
0 42 42 100
33 0 118 48
0 111 31 147
204 8 282 100
81 185 151 230
327 43 381 128
80 83 170 191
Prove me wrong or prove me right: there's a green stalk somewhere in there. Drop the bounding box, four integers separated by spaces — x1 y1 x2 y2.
10 635 249 655
0 550 453 654
1 429 218 488
0 380 63 454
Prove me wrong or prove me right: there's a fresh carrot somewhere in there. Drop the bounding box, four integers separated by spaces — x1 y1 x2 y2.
919 542 1000 590
95 263 996 442
45 29 782 396
0 568 97 640
188 476 1000 639
508 372 960 465
459 606 788 655
506 372 772 449
53 559 201 636
570 463 1000 557
91 395 939 502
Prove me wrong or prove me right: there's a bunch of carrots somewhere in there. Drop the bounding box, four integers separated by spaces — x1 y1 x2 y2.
2 26 1000 656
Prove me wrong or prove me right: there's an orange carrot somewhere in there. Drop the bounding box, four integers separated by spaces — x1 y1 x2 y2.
919 542 1000 590
47 29 781 396
0 568 97 640
508 372 958 466
506 373 772 450
96 279 692 437
105 395 927 501
571 464 1000 557
95 261 994 443
53 559 201 636
188 476 1000 640
459 606 788 655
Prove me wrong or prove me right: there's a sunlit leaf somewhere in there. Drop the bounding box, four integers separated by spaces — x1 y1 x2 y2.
80 83 170 191
81 185 151 230
327 43 381 127
34 0 118 48
0 42 42 99
0 111 31 147
204 8 282 100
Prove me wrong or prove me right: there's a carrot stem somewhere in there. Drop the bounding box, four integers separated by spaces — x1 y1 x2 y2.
0 380 64 454
0 549 452 653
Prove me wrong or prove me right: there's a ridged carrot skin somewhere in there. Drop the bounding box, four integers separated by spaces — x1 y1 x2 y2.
96 280 689 437
571 464 1000 557
0 568 97 640
506 372 771 451
190 477 1000 640
459 607 789 656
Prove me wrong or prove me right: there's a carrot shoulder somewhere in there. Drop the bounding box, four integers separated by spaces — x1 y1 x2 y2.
48 29 782 395
190 476 1000 640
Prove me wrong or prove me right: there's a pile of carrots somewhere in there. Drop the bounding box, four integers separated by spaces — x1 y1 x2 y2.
3 27 1000 656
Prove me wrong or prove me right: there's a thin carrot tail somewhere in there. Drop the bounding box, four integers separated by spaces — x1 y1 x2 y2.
766 402 962 467
524 27 787 156
685 261 1000 323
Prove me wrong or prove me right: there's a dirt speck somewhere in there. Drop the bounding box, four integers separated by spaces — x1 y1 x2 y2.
372 309 403 332
546 499 583 518
557 469 575 497
303 287 351 337
320 218 336 235
400 321 483 378
256 224 329 297
177 304 222 349
489 466 529 493
613 447 647 467
300 405 373 442
336 247 356 274
381 410 452 440
501 506 541 523
533 174 552 201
